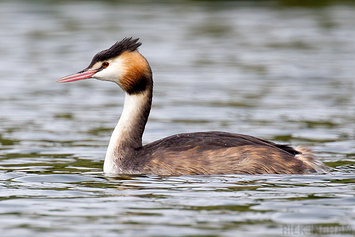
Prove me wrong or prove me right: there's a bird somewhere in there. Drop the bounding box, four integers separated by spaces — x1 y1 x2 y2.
57 37 329 175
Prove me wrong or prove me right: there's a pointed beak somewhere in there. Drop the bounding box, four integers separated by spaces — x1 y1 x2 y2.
56 69 98 83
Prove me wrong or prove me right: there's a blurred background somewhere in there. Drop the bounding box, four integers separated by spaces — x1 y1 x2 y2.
0 0 354 236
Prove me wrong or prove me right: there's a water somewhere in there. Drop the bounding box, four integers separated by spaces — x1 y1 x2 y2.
0 0 355 236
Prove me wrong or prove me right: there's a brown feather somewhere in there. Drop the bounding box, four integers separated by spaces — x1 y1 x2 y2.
118 51 152 95
116 132 327 175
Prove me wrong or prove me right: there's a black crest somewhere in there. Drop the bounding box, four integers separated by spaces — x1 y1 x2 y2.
87 38 142 68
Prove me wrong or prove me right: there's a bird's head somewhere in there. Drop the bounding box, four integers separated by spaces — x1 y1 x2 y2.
57 38 152 95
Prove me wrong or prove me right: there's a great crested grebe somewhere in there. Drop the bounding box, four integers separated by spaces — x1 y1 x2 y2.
57 37 329 175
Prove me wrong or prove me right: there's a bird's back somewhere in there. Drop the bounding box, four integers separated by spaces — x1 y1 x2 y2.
120 132 328 175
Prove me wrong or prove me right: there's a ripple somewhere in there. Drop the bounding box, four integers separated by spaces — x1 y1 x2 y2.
0 1 354 236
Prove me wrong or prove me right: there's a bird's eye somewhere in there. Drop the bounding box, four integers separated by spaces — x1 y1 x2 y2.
102 62 109 68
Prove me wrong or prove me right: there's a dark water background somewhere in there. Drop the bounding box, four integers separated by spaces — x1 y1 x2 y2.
0 0 354 236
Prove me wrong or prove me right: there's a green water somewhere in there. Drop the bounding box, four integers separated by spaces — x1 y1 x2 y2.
0 0 354 236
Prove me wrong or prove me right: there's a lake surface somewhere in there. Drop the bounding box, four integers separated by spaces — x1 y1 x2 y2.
0 0 355 236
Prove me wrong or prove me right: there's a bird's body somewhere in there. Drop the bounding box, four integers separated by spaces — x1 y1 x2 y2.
57 38 329 175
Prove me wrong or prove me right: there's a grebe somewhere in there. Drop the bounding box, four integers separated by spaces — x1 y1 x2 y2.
57 38 329 175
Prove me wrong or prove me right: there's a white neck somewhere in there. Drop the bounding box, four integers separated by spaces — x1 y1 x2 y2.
103 89 152 174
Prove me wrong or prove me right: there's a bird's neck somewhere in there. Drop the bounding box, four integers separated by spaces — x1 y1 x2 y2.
104 88 152 174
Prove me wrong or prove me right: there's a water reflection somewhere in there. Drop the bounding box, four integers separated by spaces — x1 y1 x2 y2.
0 0 354 236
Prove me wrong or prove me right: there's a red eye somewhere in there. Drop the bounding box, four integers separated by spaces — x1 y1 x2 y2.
102 62 109 68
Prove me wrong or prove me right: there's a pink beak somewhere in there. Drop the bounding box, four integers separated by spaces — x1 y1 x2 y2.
56 69 98 83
